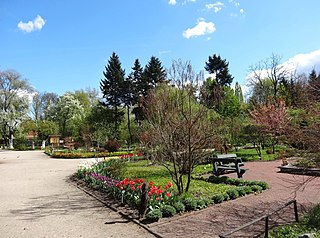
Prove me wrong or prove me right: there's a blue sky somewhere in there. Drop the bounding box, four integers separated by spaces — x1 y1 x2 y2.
1 0 320 96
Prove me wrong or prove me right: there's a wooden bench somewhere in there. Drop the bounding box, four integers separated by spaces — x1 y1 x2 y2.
212 154 246 178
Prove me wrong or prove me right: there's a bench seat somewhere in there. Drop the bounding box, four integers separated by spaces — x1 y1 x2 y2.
212 154 246 178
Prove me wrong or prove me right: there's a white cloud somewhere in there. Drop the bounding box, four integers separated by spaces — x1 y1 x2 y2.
168 0 177 5
285 49 320 74
18 15 46 33
246 49 320 83
206 2 224 13
183 19 216 39
240 8 244 14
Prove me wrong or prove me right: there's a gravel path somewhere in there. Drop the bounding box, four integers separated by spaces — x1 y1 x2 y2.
0 150 154 238
149 160 320 238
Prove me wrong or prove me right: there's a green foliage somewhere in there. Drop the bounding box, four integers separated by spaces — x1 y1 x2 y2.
212 194 224 204
269 223 319 238
242 185 253 194
205 54 233 87
161 205 176 217
100 52 126 139
293 157 319 169
226 188 239 200
254 181 269 190
304 203 320 228
146 209 162 220
219 86 242 118
205 176 268 199
173 202 185 213
196 199 208 209
90 159 127 179
235 186 246 196
0 70 31 148
269 203 320 238
182 197 198 211
250 185 263 193
143 56 167 88
49 93 85 138
234 147 280 161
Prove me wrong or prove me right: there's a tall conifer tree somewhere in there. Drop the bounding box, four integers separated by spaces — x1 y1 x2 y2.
143 56 167 88
100 52 125 139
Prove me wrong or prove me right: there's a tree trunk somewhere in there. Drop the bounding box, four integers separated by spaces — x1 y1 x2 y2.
9 134 14 149
127 105 132 147
42 140 46 149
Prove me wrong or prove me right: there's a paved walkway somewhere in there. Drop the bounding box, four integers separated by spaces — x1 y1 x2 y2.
0 150 154 238
1 151 319 238
149 160 320 237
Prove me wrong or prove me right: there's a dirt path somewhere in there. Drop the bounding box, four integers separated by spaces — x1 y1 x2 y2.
150 160 320 238
0 150 154 238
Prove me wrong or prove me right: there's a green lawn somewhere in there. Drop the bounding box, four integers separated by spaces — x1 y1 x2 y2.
231 146 289 161
123 160 233 198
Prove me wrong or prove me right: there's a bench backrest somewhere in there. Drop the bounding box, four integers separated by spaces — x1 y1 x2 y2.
214 154 237 159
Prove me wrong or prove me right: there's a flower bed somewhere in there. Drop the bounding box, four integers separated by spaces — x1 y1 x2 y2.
50 150 143 159
76 158 269 221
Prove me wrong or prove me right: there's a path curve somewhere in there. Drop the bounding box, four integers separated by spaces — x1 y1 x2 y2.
0 150 154 238
150 160 320 237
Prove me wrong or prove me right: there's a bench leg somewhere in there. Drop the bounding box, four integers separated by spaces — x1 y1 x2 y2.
236 164 243 178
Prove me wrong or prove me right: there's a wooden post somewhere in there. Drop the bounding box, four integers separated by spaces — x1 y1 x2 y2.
293 200 299 222
264 216 269 238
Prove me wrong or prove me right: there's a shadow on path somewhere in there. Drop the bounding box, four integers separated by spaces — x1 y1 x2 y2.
10 191 104 221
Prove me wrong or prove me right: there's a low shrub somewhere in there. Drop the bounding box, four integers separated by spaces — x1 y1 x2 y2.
196 199 207 209
226 188 239 200
223 193 230 201
250 185 263 193
243 186 253 194
304 203 320 228
182 197 198 211
212 194 224 204
206 176 269 192
161 205 176 217
236 186 246 196
173 202 185 213
146 209 162 220
254 181 269 190
104 139 120 152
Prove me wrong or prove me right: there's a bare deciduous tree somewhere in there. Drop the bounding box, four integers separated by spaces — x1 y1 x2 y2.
248 54 290 104
141 60 219 194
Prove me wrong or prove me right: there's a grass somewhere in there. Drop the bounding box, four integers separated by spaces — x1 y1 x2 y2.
123 160 233 198
231 147 282 161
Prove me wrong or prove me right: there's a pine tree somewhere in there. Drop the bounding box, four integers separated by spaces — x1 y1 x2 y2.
205 54 233 87
100 52 125 139
201 54 234 112
129 59 146 124
143 56 167 88
123 59 143 145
